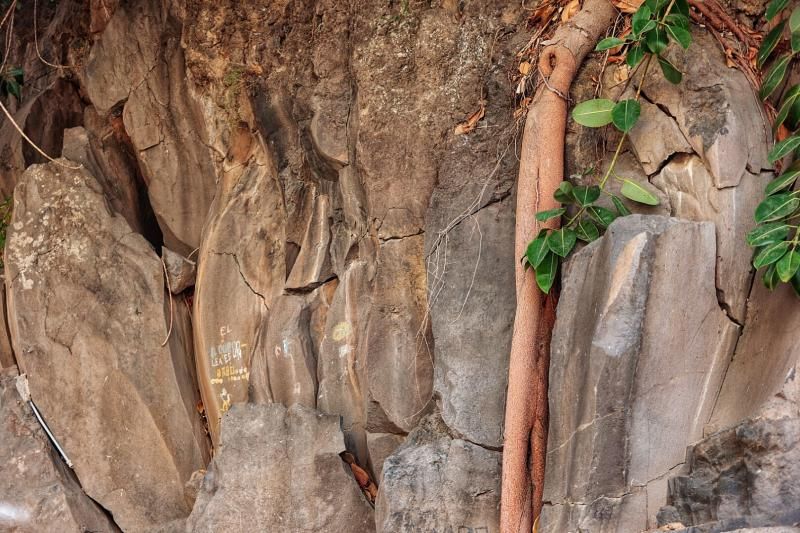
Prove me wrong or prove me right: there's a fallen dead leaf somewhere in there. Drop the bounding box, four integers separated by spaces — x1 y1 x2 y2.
519 61 532 75
561 0 581 22
529 2 556 26
454 101 486 135
613 0 645 13
777 123 791 143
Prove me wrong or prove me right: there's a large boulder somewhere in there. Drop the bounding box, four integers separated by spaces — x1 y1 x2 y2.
542 216 740 532
4 159 209 531
0 366 116 532
376 413 502 532
187 403 375 533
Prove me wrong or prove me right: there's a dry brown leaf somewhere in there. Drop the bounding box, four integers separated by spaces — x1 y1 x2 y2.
529 3 556 26
561 0 581 22
777 123 791 143
519 61 532 75
454 101 486 135
612 0 645 13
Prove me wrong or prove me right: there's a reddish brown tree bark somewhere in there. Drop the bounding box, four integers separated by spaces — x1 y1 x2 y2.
500 2 617 531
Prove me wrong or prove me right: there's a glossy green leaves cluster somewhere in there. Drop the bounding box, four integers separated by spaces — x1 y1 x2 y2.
523 180 659 293
525 0 690 294
751 0 800 293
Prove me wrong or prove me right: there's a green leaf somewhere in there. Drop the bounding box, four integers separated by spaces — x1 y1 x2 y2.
575 218 600 242
645 24 669 54
760 54 791 100
755 193 800 223
766 0 790 21
754 240 791 269
636 20 657 36
645 0 669 16
573 185 601 206
5 80 20 100
658 56 683 84
535 207 567 222
526 231 550 268
554 181 575 204
674 0 690 16
773 84 800 132
777 249 800 281
667 25 692 48
546 227 578 257
586 205 617 227
665 13 690 29
612 194 632 216
765 163 800 195
626 43 646 68
758 22 786 69
793 31 800 53
7 67 22 85
611 99 641 132
767 134 800 163
596 37 626 51
791 6 800 31
620 178 660 205
764 263 780 289
535 252 559 293
747 222 790 247
632 5 652 35
572 99 615 127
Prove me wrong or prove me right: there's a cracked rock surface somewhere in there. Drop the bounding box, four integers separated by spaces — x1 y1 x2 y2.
4 160 209 531
542 216 739 533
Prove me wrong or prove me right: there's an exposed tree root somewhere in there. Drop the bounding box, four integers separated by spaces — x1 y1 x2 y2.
500 1 616 531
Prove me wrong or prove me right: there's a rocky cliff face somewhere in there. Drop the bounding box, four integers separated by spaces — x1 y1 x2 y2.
0 0 797 532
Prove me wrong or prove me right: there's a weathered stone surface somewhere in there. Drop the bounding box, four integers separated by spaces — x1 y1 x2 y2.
0 78 83 197
162 247 196 294
663 413 800 531
652 155 769 322
84 0 217 254
376 414 501 532
542 215 739 533
639 31 771 188
253 294 317 409
4 160 209 531
628 97 693 175
186 403 375 533
317 260 373 465
367 432 405 481
60 119 154 242
0 366 116 532
366 236 434 434
428 198 514 448
708 280 800 434
193 136 286 444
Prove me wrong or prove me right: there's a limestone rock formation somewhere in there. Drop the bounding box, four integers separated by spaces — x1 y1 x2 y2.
662 413 800 531
0 366 116 532
376 414 502 533
542 216 739 532
83 0 217 255
186 403 375 533
4 160 209 531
